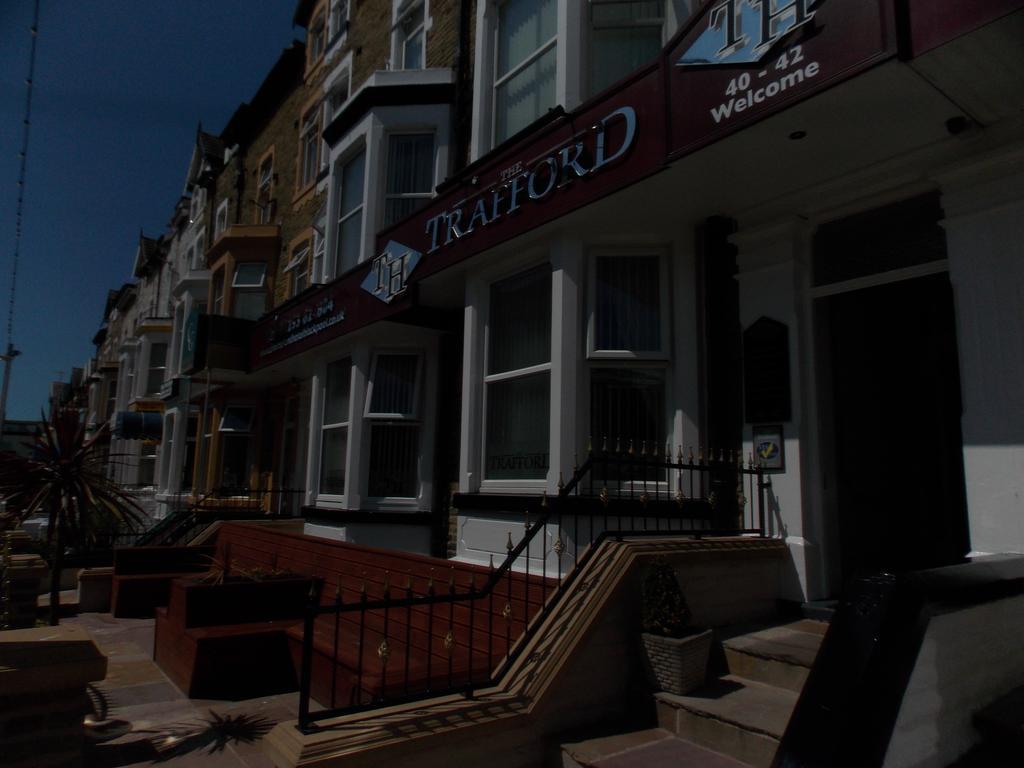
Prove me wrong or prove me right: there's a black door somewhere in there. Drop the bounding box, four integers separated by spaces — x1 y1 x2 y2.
827 273 969 578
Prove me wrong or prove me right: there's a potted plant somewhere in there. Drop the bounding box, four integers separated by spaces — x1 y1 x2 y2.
640 557 712 695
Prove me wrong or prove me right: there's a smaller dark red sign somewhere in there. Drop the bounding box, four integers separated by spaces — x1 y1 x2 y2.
668 0 896 158
250 276 410 370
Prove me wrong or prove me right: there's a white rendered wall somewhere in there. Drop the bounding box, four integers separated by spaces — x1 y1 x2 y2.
941 156 1024 556
734 220 819 602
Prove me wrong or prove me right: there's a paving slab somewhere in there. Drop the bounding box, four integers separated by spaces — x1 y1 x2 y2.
563 728 752 768
58 613 299 768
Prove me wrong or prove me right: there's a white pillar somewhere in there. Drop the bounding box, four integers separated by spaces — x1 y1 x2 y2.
938 152 1024 555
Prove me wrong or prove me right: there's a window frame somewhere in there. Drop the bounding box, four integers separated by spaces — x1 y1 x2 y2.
333 146 366 275
214 199 229 238
312 209 327 284
256 153 275 224
395 1 426 70
365 351 423 420
480 263 553 488
232 262 267 289
300 107 322 189
192 228 206 270
318 357 354 502
286 240 312 298
364 351 423 500
492 0 558 146
586 0 665 97
382 131 435 228
219 406 255 433
329 0 350 41
586 247 671 360
308 11 326 66
145 342 168 396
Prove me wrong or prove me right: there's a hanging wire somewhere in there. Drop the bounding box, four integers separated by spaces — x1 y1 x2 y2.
6 0 41 356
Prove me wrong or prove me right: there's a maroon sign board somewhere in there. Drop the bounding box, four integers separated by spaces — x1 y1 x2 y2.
375 64 668 287
906 0 1023 57
667 0 896 159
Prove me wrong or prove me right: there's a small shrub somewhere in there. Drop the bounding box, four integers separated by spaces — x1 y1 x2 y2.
641 557 692 638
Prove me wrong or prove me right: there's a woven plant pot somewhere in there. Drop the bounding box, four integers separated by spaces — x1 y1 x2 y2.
641 628 713 695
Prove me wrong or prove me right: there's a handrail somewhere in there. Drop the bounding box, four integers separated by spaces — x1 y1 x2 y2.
133 487 306 547
296 448 769 729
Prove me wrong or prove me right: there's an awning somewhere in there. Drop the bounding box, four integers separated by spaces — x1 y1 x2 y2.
113 411 163 440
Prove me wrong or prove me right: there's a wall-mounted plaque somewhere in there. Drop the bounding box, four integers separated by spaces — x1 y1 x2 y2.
743 316 791 423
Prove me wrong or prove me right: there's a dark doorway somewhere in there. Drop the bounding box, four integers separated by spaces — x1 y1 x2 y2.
826 272 969 579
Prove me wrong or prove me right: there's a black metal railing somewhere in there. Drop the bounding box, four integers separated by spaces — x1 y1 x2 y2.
295 445 769 730
133 487 306 547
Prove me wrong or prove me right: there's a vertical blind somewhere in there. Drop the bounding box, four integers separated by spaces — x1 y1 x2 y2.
594 255 660 351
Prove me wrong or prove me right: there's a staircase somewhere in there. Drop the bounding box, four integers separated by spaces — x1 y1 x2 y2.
562 619 828 768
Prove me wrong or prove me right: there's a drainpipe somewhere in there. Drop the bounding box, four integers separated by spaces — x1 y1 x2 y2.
197 368 212 493
451 0 472 171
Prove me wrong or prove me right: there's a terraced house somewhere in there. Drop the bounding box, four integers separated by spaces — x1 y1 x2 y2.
75 0 1024 765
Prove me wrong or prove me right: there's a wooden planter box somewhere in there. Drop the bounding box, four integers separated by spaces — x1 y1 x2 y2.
154 575 314 699
641 629 713 695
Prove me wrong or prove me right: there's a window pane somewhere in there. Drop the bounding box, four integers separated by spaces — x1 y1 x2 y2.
590 25 662 94
369 354 418 415
384 134 433 227
403 28 423 69
368 423 418 496
221 434 249 490
220 406 253 432
323 358 351 425
485 371 550 480
340 151 365 217
594 255 660 351
488 267 551 375
495 45 556 143
150 342 167 368
498 0 556 77
338 212 362 272
590 368 665 449
233 291 266 321
386 134 433 196
320 426 348 494
233 262 266 287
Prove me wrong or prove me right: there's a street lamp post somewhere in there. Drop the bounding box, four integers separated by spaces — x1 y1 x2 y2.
0 346 21 444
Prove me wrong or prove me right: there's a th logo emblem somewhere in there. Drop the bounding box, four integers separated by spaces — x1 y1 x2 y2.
362 240 422 303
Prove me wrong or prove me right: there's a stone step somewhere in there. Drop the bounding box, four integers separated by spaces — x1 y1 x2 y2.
561 728 752 768
656 675 799 768
721 620 826 692
802 600 837 622
973 685 1024 750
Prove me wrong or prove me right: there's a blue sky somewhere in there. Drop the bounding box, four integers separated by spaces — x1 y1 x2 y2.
0 1 300 420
